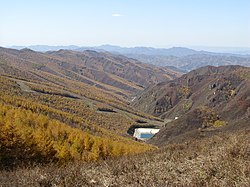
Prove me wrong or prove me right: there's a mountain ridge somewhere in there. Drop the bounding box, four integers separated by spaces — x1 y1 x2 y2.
9 45 250 72
9 44 250 56
132 65 250 146
0 47 180 98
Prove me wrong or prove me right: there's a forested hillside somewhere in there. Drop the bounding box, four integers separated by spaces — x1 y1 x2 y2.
0 48 165 168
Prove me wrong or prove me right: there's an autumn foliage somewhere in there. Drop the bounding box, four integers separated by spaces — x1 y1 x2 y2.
0 76 154 168
0 103 153 168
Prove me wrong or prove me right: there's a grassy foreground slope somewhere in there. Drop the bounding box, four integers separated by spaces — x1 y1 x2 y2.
0 130 249 186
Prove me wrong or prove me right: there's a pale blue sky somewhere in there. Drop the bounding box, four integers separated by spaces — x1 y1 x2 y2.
0 0 249 47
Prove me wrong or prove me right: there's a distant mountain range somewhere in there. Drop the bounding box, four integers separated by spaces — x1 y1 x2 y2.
9 45 250 72
127 53 250 72
10 44 250 56
0 47 180 98
11 45 80 52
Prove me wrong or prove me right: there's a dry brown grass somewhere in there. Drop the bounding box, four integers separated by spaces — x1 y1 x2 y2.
0 130 249 187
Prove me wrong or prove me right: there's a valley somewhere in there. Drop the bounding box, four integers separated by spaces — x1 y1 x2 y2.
1 0 250 185
133 65 250 145
0 47 173 167
0 47 249 186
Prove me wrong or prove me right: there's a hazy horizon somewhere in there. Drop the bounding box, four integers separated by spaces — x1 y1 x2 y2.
1 0 250 48
4 44 250 55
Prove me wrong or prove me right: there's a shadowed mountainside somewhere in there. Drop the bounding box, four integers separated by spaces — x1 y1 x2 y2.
132 65 250 146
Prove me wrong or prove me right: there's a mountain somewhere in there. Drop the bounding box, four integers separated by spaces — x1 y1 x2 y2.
11 45 202 56
77 45 250 57
1 47 249 186
132 65 250 146
126 53 250 71
10 45 250 72
0 47 180 98
10 45 80 52
84 45 202 56
0 47 181 166
85 45 250 71
10 44 250 56
190 46 250 55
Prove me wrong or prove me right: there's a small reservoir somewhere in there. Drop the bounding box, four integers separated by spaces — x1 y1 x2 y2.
133 128 160 141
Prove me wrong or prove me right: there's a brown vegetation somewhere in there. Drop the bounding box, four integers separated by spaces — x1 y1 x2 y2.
0 102 153 168
0 130 249 186
0 67 157 169
134 66 250 146
0 47 180 98
0 48 249 186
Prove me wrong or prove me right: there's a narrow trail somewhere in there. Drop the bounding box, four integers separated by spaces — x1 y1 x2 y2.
16 81 36 93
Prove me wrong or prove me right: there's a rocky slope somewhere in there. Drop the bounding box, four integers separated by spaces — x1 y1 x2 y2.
132 65 250 146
